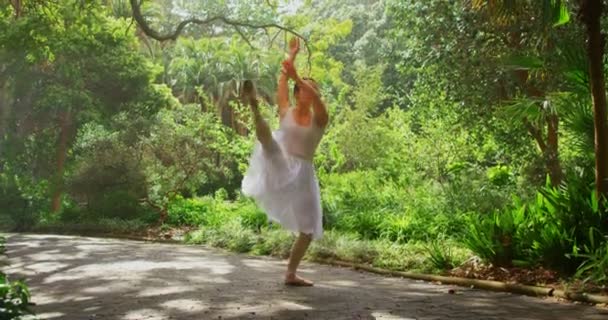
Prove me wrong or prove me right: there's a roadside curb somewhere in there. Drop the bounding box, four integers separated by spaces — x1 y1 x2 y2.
317 259 608 306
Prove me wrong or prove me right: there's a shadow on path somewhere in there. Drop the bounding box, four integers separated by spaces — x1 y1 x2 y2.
4 234 606 320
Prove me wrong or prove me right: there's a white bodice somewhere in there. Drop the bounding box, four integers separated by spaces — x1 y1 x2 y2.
278 108 325 160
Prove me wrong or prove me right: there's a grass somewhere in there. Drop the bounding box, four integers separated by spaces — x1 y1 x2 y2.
11 206 472 275
184 220 471 273
32 218 150 236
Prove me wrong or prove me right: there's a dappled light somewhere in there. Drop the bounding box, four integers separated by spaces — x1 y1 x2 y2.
4 234 604 319
2 0 608 318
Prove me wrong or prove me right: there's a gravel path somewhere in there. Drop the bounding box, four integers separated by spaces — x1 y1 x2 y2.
4 234 606 320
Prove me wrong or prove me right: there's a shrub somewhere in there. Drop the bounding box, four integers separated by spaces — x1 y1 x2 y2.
237 203 268 231
251 229 294 258
373 240 430 272
425 238 457 271
521 171 606 273
463 206 525 267
463 171 608 274
1 236 35 319
334 233 379 264
320 170 458 241
307 231 341 261
574 230 608 285
167 196 210 226
0 273 33 320
185 219 257 253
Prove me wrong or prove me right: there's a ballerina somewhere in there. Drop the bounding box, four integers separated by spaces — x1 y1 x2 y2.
241 38 329 286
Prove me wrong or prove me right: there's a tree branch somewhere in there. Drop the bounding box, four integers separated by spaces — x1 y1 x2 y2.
523 118 546 153
129 0 312 73
125 15 136 36
233 26 255 49
269 29 282 48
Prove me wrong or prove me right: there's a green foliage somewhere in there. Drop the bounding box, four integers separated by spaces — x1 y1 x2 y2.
141 105 250 219
0 168 47 232
334 234 379 264
167 196 210 226
220 220 258 253
463 207 525 267
34 217 149 236
2 0 607 289
575 233 608 285
465 170 608 273
425 238 459 271
306 232 468 273
237 203 268 231
68 122 150 221
0 236 34 320
0 273 33 320
179 195 268 253
527 171 606 272
251 229 294 258
308 231 379 264
320 170 397 239
319 168 465 243
0 1 172 227
186 220 257 253
167 194 265 229
372 241 424 271
168 37 282 105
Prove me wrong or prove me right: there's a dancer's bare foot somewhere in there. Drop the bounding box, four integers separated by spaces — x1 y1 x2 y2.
284 273 314 287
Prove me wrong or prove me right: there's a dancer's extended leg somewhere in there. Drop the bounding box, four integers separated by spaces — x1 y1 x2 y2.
243 80 276 151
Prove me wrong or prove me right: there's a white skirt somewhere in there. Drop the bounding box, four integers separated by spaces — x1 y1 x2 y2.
242 132 323 239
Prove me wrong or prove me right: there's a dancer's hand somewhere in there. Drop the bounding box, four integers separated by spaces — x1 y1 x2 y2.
299 80 319 96
282 60 298 80
288 37 300 61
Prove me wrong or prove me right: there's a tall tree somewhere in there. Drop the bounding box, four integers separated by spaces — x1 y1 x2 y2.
579 0 608 202
0 1 171 213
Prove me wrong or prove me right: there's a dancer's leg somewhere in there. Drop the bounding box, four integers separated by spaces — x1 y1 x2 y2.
285 233 313 286
243 80 276 150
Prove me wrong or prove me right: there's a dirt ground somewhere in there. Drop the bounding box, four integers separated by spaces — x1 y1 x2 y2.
4 234 607 320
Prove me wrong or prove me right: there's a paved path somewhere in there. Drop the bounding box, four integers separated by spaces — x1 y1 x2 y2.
3 234 606 320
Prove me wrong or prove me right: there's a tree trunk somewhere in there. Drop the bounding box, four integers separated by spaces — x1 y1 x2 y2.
0 81 8 138
546 113 562 185
514 66 563 186
510 31 563 186
10 0 21 18
51 111 72 213
580 0 608 201
159 207 168 225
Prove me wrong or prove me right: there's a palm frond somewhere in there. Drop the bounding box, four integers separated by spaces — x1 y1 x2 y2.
501 97 544 122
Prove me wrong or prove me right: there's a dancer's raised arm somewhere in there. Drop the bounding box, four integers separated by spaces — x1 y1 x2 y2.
276 38 300 117
282 59 328 128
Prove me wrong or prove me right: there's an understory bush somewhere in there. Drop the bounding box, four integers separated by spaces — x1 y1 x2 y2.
320 170 465 242
575 237 608 285
1 236 35 319
35 214 150 235
0 273 33 320
464 172 608 278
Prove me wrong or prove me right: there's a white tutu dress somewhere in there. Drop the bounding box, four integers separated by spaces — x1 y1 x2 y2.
242 108 325 239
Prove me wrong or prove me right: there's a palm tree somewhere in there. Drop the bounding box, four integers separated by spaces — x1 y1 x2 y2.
469 0 571 185
167 37 282 135
492 0 608 201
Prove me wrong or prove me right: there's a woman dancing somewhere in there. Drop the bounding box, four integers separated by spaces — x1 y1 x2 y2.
241 38 329 286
